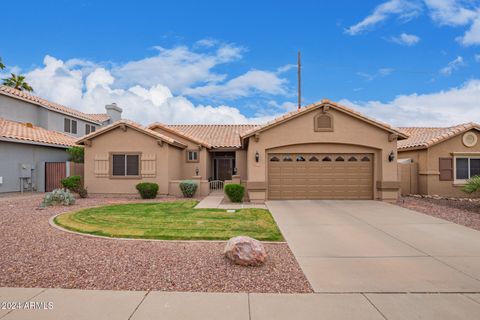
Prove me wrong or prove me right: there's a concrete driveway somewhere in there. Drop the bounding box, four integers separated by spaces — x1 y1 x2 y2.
266 200 480 293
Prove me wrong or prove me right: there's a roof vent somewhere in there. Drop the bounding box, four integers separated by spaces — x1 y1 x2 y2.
24 122 33 128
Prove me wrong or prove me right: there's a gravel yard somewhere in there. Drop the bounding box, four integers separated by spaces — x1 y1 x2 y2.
397 196 480 231
0 194 311 293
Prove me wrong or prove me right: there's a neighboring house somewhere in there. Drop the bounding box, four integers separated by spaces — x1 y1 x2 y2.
0 86 123 193
398 123 480 197
0 118 76 192
77 100 408 202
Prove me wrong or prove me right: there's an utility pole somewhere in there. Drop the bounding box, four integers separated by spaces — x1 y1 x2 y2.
297 50 301 111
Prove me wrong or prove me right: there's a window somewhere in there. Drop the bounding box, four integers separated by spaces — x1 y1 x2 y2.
296 155 306 161
361 156 370 162
64 118 78 134
112 154 139 177
85 124 96 134
270 156 280 162
309 156 319 161
335 156 345 162
283 155 292 161
187 150 199 162
455 157 480 181
348 156 358 162
322 156 332 162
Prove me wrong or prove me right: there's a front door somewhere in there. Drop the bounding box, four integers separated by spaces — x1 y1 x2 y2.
217 159 232 181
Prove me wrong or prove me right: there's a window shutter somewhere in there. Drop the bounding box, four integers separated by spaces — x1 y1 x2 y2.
94 154 109 177
71 120 77 134
64 118 70 132
112 155 126 176
439 157 453 181
141 154 156 177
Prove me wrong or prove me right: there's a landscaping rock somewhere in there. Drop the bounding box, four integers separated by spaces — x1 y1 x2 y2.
224 236 266 266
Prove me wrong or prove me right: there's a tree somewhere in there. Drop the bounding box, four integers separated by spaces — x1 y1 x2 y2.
2 73 33 92
463 176 480 194
0 57 4 70
66 146 84 163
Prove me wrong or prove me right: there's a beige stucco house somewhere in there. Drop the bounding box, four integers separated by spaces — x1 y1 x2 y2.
77 100 409 202
398 123 480 197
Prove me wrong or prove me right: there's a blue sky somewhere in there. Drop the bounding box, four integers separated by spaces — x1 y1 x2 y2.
2 0 480 126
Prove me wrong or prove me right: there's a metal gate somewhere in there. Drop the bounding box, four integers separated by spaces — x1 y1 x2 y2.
45 162 67 192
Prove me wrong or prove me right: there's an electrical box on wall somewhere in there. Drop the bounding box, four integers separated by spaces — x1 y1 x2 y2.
19 164 32 178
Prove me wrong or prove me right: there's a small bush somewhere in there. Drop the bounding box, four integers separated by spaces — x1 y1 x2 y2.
136 182 159 199
179 180 198 198
61 175 82 192
41 189 75 207
463 175 480 194
78 187 88 198
224 184 245 203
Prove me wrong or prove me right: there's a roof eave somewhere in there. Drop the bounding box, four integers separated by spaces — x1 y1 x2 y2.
0 136 74 148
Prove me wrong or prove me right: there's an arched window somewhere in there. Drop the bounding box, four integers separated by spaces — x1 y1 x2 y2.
335 156 345 162
309 156 319 161
348 156 358 162
314 113 333 132
296 155 306 161
322 156 332 162
361 156 370 162
283 155 293 161
270 156 280 162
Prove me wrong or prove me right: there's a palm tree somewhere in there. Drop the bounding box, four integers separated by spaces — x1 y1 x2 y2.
0 57 4 70
2 73 33 92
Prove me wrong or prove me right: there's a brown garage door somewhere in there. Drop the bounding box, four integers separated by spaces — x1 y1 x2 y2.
268 153 373 200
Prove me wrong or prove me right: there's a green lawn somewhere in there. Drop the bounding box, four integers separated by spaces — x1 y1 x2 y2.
54 200 283 241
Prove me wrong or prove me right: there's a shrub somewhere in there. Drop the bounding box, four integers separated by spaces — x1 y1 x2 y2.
78 187 88 198
224 184 245 203
179 180 198 198
463 175 480 194
61 175 82 192
41 189 75 207
66 146 84 163
136 182 159 199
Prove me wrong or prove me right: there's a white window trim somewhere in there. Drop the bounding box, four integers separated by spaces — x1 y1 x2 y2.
187 150 199 162
453 156 480 184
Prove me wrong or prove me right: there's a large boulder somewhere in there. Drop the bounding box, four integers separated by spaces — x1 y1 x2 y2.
224 236 266 266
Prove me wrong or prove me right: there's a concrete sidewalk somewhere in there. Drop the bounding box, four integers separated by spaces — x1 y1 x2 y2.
1 287 480 320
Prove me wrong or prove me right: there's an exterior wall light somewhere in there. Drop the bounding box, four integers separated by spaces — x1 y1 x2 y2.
233 167 238 175
195 167 199 176
388 151 395 162
255 151 260 163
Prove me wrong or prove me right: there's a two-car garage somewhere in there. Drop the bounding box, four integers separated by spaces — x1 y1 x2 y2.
268 153 374 200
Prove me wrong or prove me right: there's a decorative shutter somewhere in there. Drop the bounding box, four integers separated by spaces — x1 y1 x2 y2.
439 157 453 181
94 154 109 177
141 154 156 177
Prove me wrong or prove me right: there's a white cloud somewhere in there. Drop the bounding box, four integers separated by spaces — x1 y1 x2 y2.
424 0 477 26
345 0 421 35
457 16 480 45
339 79 480 127
391 32 421 45
475 53 480 61
439 56 465 75
23 43 290 125
356 68 394 81
184 70 288 99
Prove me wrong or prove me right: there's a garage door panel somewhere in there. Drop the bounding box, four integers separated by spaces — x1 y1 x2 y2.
268 153 373 200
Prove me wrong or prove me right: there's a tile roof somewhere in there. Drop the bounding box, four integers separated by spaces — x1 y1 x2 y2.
77 120 188 148
86 113 110 122
0 118 77 148
241 99 408 139
0 85 102 124
398 122 480 150
167 124 259 148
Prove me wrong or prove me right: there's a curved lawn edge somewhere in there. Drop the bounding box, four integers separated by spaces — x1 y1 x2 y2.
51 201 285 242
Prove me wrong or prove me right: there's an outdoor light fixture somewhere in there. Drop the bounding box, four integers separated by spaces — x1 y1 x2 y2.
233 167 238 175
388 151 395 162
255 151 260 162
195 167 199 176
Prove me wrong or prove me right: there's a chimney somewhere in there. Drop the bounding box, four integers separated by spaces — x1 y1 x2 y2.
105 103 123 123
